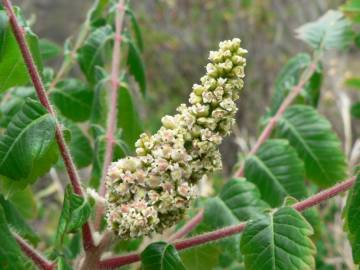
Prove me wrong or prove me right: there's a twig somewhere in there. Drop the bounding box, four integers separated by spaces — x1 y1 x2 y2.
98 176 356 269
95 0 126 229
235 56 319 177
168 209 204 241
2 0 95 251
13 232 55 270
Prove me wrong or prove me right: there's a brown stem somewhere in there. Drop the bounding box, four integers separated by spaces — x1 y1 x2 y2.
168 209 204 241
2 0 95 250
13 233 55 270
235 57 319 177
98 176 356 269
95 0 126 230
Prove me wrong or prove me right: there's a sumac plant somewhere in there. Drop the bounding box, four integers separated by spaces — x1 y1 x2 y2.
0 0 359 269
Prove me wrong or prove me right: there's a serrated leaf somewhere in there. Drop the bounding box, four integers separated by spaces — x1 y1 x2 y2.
240 207 316 270
275 105 347 187
141 241 186 270
270 53 322 114
77 25 113 84
244 139 307 207
351 102 360 118
51 79 94 122
64 121 93 168
39 39 61 61
295 10 353 50
345 174 360 264
126 39 146 96
0 99 58 184
0 194 39 244
126 8 143 52
118 86 143 150
55 186 92 249
0 10 43 92
0 206 26 270
341 0 360 23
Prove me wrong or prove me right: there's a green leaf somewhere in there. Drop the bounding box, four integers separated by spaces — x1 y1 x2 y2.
345 77 360 90
270 53 322 114
55 186 92 248
126 8 144 52
181 245 220 270
39 39 61 61
0 194 39 244
126 39 146 96
0 99 58 184
240 207 316 270
0 10 43 92
141 241 186 270
341 0 360 23
0 206 26 270
351 102 360 118
51 79 94 122
275 105 347 187
200 179 269 258
65 121 93 168
117 85 143 150
87 0 110 27
77 25 113 85
345 174 360 264
56 257 73 270
244 139 307 207
295 10 353 50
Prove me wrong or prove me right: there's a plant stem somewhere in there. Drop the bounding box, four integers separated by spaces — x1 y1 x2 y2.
2 0 95 251
168 209 204 241
98 176 356 269
235 56 319 177
13 232 55 270
95 0 126 230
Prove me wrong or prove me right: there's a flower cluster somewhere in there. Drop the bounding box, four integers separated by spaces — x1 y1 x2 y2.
106 38 247 239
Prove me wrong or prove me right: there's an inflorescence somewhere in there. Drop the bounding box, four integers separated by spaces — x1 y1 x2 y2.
106 38 247 239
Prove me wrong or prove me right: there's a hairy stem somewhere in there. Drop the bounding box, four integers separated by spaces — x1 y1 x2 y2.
98 176 356 269
235 56 319 177
13 233 55 270
95 0 126 230
2 0 95 250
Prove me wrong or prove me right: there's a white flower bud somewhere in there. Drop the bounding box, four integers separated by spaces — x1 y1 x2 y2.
161 115 176 129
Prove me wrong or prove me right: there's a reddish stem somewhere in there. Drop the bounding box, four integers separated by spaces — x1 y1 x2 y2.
2 0 95 250
168 209 204 241
98 176 356 269
235 59 318 177
14 233 55 270
95 0 126 230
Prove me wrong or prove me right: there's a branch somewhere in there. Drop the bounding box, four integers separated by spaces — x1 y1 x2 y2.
235 56 319 177
98 176 356 269
94 0 126 231
2 0 95 250
13 233 55 270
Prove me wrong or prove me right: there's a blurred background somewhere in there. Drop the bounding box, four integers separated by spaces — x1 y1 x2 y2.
14 0 359 174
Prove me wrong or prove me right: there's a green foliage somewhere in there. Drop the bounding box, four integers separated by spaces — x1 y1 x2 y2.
181 245 221 270
117 85 143 150
275 105 347 187
39 39 61 61
270 53 322 114
341 0 360 23
55 186 92 249
126 8 144 52
244 139 307 206
345 77 360 89
240 207 316 270
351 102 360 118
77 25 113 84
345 174 360 264
51 79 94 122
141 241 186 270
0 10 42 92
0 206 26 270
296 10 353 50
0 99 58 185
125 38 147 96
